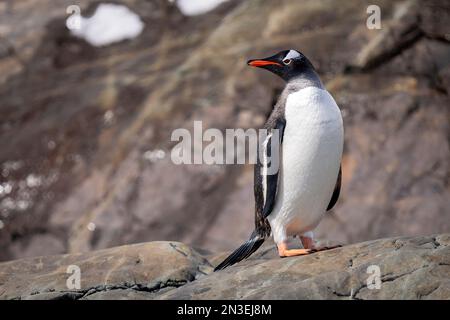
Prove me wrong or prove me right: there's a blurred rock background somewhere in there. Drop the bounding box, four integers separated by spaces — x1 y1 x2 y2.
0 0 449 261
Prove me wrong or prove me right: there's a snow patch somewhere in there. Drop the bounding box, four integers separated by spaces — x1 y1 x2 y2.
68 3 144 47
87 222 96 232
143 149 166 163
175 0 229 16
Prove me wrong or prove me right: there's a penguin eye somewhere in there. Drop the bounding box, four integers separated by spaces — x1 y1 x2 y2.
283 58 292 65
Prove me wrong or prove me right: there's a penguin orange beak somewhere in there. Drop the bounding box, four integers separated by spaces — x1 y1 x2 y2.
247 59 282 67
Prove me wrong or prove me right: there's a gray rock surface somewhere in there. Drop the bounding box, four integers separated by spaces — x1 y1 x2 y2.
0 241 212 300
165 234 450 299
1 234 449 300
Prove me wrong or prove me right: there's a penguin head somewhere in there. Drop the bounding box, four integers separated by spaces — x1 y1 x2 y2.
247 49 315 81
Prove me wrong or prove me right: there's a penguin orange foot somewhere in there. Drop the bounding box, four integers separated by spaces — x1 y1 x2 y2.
277 242 312 257
300 234 342 252
300 234 315 249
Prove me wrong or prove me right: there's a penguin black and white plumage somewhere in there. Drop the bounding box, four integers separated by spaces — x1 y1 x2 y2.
214 50 343 271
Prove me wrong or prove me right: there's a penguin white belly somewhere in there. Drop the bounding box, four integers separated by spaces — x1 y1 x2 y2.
268 86 343 244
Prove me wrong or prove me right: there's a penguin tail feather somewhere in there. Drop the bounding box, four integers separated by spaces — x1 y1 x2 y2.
214 231 265 272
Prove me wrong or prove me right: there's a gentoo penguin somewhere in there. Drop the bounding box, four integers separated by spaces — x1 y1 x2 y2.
214 49 343 271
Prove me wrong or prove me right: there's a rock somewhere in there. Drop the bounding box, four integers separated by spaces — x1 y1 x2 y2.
1 235 449 300
0 0 449 263
0 241 212 300
349 0 423 72
160 234 450 300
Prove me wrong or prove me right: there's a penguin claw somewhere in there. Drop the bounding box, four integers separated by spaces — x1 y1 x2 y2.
311 244 342 252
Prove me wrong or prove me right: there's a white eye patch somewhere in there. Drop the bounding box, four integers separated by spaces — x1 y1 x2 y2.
284 50 301 60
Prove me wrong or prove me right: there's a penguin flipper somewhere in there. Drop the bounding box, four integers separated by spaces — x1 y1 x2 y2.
326 165 341 211
260 119 285 219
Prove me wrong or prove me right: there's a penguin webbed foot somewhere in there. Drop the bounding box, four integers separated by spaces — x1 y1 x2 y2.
300 234 342 252
277 242 312 257
276 242 342 258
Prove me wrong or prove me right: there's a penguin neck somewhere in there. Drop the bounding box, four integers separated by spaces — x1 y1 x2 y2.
285 68 324 93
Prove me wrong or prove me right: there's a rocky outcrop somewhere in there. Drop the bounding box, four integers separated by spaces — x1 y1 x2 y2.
0 0 449 262
1 234 449 300
0 241 212 300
